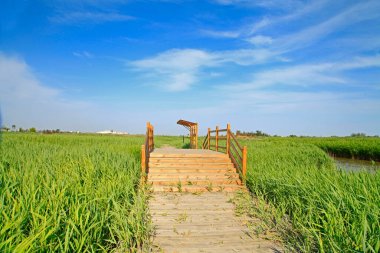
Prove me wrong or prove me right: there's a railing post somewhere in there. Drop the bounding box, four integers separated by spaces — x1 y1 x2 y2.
195 124 198 149
149 125 154 149
141 144 146 174
207 128 210 149
215 126 219 152
226 123 230 155
242 146 247 180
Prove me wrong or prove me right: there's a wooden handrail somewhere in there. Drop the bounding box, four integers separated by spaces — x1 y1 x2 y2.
202 124 247 182
141 122 154 177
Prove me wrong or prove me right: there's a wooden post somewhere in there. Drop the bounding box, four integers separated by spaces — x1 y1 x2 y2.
207 128 210 150
215 126 219 152
151 125 154 150
242 146 247 180
141 144 146 174
146 122 150 150
195 124 198 149
226 123 230 155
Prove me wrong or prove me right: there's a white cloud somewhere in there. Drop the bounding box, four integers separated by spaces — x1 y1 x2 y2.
275 1 380 53
0 53 59 100
199 29 241 38
130 49 215 91
213 0 302 10
129 48 278 91
220 55 380 91
0 52 97 131
50 11 134 24
207 0 380 56
246 35 273 46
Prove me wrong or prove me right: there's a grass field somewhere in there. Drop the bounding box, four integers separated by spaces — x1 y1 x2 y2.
294 137 380 161
1 133 379 252
0 133 150 252
242 138 380 252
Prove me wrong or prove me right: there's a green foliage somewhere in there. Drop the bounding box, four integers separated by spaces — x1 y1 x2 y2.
236 130 270 137
288 137 380 161
244 138 380 252
154 135 186 148
0 133 150 252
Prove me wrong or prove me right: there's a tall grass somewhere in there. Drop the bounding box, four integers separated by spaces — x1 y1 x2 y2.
0 133 151 252
285 137 380 161
244 139 380 252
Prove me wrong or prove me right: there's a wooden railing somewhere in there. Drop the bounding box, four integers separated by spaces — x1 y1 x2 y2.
141 122 154 175
202 124 247 181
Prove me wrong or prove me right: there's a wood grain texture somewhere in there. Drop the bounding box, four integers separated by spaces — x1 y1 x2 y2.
149 192 283 253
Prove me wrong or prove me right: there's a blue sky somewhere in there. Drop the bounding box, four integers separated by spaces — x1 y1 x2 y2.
1 0 379 136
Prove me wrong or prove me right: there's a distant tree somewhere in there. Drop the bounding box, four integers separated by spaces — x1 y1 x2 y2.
19 127 24 132
350 133 366 137
29 127 36 133
12 124 16 131
236 130 270 137
289 134 297 137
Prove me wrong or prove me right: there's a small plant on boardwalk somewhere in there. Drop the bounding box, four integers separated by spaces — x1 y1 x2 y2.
175 213 188 223
206 182 213 192
177 181 183 192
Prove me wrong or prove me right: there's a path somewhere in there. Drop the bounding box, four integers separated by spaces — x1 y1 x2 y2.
149 192 283 253
146 148 282 252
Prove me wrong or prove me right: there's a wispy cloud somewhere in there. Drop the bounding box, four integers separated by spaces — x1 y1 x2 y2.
213 0 302 10
202 0 329 42
50 11 134 24
220 55 380 91
129 48 279 91
0 53 59 100
275 1 380 53
0 52 96 130
199 29 240 38
129 49 215 91
245 35 273 46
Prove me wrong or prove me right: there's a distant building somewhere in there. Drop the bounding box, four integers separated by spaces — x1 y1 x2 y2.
96 130 129 135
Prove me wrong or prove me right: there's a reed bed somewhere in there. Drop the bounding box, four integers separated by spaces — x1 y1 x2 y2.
244 139 380 252
285 137 380 161
0 133 150 252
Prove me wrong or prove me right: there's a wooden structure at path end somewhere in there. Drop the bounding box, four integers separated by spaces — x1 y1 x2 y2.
141 121 248 189
177 119 198 149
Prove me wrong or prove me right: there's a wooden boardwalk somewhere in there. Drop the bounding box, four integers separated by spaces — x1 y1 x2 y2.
149 192 282 252
147 148 283 252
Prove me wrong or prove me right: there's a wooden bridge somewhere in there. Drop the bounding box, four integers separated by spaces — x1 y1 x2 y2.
141 121 282 252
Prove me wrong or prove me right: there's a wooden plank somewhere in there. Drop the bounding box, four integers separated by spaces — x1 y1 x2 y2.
149 192 282 252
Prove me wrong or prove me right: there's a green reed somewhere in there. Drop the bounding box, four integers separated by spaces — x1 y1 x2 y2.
0 133 151 252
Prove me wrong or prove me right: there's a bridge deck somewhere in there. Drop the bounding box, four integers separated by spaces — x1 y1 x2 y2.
151 147 222 154
147 148 283 252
